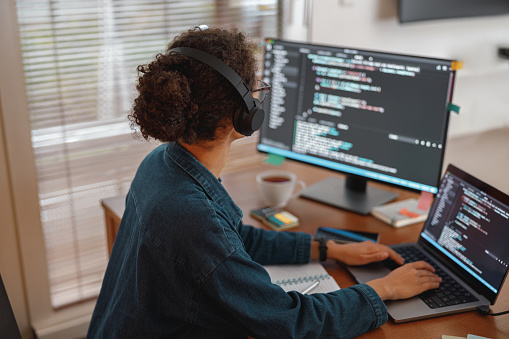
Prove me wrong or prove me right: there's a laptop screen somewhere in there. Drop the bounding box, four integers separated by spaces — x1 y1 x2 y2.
420 165 509 302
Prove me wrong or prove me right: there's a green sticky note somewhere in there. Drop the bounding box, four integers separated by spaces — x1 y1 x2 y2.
448 103 460 114
265 153 285 166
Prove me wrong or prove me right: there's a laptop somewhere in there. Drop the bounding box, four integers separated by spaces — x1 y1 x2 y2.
347 164 509 323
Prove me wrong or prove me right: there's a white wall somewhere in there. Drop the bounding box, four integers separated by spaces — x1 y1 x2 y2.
309 0 509 138
282 0 310 41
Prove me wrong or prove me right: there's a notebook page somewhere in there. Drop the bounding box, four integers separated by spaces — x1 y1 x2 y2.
263 262 340 294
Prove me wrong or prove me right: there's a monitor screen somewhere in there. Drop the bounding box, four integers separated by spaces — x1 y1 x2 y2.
257 39 457 214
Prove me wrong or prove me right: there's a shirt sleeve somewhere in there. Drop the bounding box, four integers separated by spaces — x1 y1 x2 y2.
199 248 388 338
237 221 311 265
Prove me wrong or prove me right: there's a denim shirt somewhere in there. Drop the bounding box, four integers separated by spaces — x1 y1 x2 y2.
87 142 387 339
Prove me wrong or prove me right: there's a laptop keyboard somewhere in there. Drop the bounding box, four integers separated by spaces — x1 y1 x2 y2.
383 245 479 309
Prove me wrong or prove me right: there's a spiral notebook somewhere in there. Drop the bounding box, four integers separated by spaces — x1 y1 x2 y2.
263 262 341 294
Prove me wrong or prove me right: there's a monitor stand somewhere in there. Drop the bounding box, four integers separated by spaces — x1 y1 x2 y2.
300 174 398 215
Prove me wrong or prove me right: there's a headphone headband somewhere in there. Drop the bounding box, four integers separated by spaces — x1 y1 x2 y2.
168 46 265 136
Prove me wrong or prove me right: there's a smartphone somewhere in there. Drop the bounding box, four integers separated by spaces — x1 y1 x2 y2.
314 227 380 244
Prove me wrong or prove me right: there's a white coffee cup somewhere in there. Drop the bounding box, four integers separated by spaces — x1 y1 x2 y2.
256 170 306 207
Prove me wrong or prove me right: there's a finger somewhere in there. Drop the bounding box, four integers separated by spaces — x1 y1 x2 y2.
384 246 404 265
362 251 389 263
421 276 442 290
414 269 442 291
409 260 435 272
418 270 442 282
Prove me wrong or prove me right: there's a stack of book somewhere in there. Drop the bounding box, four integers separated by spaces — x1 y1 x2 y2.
371 198 429 228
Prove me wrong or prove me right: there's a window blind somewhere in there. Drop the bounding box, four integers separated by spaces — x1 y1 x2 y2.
15 0 280 309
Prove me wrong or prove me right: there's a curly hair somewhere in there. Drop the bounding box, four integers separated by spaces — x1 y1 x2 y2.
129 26 258 144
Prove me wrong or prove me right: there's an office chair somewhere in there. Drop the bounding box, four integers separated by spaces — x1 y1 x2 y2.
0 271 22 339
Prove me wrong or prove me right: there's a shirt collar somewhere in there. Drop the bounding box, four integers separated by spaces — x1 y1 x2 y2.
164 142 243 221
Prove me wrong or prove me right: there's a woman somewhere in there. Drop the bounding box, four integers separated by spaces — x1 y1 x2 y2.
87 26 441 338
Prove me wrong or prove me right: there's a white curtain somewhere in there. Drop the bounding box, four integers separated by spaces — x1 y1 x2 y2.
15 0 280 309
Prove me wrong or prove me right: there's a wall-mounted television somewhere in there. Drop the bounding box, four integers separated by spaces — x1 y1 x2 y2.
399 0 509 23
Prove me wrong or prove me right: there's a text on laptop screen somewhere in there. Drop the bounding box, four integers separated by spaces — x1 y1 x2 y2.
422 171 509 293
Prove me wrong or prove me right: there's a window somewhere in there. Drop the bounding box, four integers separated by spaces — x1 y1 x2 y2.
15 0 280 309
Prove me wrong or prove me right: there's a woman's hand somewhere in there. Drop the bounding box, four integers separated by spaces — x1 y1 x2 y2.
366 261 442 300
327 240 405 266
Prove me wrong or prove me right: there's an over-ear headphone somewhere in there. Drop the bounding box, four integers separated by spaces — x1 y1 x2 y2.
168 47 265 136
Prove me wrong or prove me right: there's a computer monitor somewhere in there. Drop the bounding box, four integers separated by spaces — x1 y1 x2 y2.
257 39 457 214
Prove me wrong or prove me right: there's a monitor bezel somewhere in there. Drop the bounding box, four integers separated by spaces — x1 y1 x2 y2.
257 38 457 197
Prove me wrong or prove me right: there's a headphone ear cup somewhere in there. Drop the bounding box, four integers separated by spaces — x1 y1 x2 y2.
235 105 265 136
247 107 265 135
241 97 265 136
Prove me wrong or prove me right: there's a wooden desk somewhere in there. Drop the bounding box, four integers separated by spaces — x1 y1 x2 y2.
101 196 125 255
100 159 509 339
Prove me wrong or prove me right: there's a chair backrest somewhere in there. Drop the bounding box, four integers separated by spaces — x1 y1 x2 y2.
0 272 21 339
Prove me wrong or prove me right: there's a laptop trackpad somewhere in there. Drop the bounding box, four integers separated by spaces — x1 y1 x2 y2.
347 262 391 284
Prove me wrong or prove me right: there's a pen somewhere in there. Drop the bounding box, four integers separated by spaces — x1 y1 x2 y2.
300 280 320 294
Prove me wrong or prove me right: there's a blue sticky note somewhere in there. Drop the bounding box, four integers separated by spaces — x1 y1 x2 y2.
467 335 491 339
